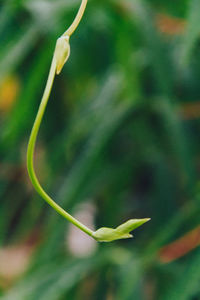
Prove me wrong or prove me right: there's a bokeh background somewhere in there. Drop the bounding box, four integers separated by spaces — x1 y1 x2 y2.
1 0 200 299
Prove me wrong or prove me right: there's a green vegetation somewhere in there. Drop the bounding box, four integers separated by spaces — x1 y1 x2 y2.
1 0 200 299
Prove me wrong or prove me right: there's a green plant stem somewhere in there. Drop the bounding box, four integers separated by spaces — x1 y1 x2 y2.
26 0 150 242
26 55 94 238
64 0 88 37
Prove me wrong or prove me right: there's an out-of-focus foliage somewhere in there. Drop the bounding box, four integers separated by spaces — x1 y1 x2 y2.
1 0 200 299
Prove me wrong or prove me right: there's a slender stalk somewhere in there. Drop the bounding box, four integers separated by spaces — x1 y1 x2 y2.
26 0 150 242
26 0 93 238
64 0 88 37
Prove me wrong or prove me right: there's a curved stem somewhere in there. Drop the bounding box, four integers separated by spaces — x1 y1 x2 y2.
26 0 150 242
63 0 88 37
27 54 93 237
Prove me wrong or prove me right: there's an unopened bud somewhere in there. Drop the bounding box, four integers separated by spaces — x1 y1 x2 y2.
54 36 70 75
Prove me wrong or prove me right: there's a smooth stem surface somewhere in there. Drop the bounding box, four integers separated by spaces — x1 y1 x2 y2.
64 0 88 37
26 54 93 237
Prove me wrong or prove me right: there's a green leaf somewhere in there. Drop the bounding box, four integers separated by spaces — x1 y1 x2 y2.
93 218 150 242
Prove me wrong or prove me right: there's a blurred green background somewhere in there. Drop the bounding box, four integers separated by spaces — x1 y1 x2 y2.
1 0 200 299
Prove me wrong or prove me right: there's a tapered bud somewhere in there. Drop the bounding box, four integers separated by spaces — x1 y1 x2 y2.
54 36 70 75
93 218 150 242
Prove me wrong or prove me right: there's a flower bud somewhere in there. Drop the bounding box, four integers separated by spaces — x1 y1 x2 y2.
54 36 70 75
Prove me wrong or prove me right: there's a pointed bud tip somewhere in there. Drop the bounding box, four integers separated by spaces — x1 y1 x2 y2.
144 218 151 222
140 218 151 225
